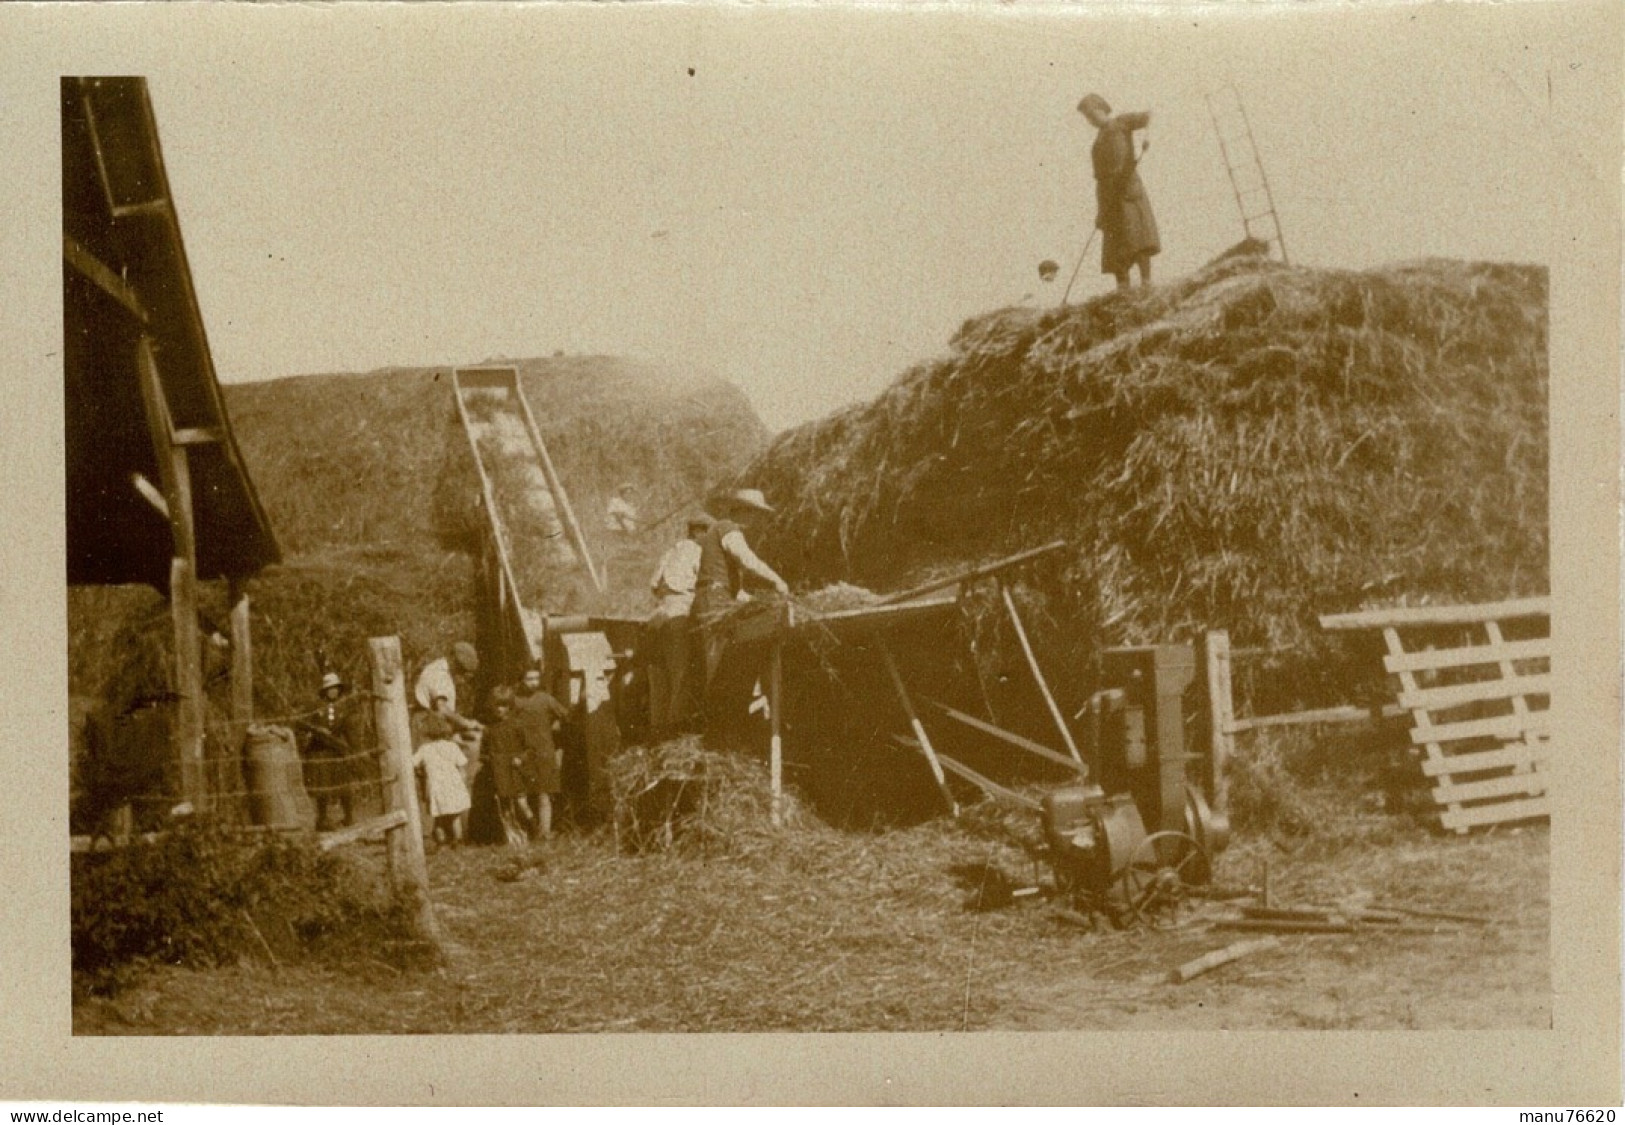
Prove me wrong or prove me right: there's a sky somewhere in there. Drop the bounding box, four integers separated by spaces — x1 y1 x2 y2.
33 3 1619 432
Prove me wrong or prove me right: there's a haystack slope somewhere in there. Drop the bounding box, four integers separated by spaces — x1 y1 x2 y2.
70 357 766 716
747 254 1547 699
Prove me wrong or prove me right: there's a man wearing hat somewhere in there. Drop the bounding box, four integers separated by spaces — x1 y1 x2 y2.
1078 93 1160 290
413 641 483 736
300 669 371 832
646 512 713 735
691 489 790 688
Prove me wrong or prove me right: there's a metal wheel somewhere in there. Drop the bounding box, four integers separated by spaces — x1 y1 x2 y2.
1116 830 1207 928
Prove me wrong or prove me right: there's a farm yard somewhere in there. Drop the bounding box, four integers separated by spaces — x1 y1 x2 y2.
65 76 1556 1043
74 786 1549 1035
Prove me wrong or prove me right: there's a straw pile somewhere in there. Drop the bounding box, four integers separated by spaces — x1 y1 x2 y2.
746 255 1547 707
609 735 816 858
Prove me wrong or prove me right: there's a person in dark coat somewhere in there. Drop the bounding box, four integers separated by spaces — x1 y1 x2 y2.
1079 93 1160 289
513 666 570 838
690 488 789 690
300 671 370 831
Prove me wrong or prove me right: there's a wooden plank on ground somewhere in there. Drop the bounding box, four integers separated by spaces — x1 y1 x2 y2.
1398 674 1551 713
1383 638 1550 675
1439 796 1550 832
1320 597 1551 631
1419 744 1550 777
317 808 408 851
1428 772 1547 806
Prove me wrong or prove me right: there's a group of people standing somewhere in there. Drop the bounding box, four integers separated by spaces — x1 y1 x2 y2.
295 485 790 847
409 642 571 849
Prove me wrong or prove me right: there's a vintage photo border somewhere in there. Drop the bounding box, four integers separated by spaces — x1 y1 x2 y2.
1 0 1618 1105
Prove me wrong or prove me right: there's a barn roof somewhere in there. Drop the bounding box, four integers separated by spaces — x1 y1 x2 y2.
63 76 280 588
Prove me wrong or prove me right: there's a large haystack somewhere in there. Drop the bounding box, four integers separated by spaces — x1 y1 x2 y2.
746 255 1547 708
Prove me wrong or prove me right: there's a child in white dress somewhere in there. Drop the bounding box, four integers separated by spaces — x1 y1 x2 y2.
413 712 471 847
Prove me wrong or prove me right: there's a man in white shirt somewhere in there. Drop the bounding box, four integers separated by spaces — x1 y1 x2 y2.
413 641 483 736
646 513 712 735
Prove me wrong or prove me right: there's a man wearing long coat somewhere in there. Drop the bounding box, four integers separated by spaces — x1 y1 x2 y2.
1080 93 1160 289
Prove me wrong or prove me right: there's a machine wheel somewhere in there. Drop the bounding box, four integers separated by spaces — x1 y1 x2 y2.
1116 830 1208 928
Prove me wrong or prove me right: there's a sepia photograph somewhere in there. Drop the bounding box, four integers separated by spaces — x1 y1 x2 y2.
4 0 1621 1106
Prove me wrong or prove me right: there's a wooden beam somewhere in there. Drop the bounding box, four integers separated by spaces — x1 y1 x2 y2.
1319 597 1550 631
369 635 439 941
1201 631 1235 819
131 472 168 519
136 336 195 562
768 639 784 828
170 556 206 810
228 581 253 735
1226 703 1406 733
922 697 1081 772
172 425 226 446
63 234 147 322
878 540 1068 606
998 582 1087 772
317 809 408 852
878 640 957 815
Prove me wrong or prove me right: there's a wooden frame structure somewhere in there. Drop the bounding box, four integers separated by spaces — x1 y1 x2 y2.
1321 598 1550 832
64 77 281 814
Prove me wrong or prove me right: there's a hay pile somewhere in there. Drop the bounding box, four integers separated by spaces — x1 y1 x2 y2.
747 255 1547 707
609 735 815 857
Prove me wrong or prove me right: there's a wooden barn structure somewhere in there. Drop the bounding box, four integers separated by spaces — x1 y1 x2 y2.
63 76 281 810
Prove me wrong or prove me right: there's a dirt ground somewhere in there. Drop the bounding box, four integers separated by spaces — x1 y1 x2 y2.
74 817 1548 1034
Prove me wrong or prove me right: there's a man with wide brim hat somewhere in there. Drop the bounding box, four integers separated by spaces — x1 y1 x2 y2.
1078 92 1160 289
691 488 790 688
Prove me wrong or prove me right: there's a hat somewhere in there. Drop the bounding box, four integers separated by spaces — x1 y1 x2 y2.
452 642 479 673
728 488 774 515
1038 259 1059 282
686 511 716 532
319 671 347 694
1077 93 1112 121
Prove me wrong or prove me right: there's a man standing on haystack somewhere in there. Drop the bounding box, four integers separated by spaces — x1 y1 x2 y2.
691 489 790 689
647 512 713 736
1079 92 1160 290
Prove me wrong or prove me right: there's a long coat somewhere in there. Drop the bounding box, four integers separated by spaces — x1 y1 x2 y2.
1091 111 1160 276
301 697 369 797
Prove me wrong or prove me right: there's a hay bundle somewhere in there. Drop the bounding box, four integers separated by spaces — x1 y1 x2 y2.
610 736 810 857
746 255 1547 710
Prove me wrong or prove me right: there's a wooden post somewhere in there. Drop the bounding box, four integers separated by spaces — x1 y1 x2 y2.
369 635 438 940
138 336 207 810
998 582 1086 774
1202 630 1235 818
228 581 253 735
170 556 206 810
768 639 784 827
878 639 958 815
